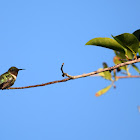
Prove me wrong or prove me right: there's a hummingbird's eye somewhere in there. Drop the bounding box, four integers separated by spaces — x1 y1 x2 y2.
10 68 14 71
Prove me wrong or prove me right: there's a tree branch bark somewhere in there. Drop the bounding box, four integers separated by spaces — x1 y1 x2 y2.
61 58 140 79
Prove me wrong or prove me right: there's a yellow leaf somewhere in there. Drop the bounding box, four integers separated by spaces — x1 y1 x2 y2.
98 68 112 81
95 85 112 97
98 68 105 77
113 56 127 71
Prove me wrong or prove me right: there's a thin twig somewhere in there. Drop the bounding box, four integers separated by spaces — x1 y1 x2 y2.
116 75 140 79
61 63 65 77
61 63 74 79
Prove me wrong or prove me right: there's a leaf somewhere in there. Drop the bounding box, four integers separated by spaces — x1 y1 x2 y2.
85 37 125 52
114 49 133 60
98 68 105 77
103 62 108 68
114 51 126 59
113 56 127 71
132 64 140 74
98 68 112 81
104 71 112 81
133 29 140 41
133 29 140 47
112 33 139 57
138 48 140 56
95 85 112 97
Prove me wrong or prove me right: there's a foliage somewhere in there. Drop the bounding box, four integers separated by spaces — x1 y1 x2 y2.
86 29 140 96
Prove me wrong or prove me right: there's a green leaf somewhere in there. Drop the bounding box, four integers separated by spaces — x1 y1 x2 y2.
132 64 140 74
95 85 112 97
103 62 108 68
133 29 140 47
104 71 112 81
85 37 125 52
114 44 133 59
98 68 112 81
98 68 105 77
138 48 140 56
113 56 127 71
133 29 140 42
112 33 139 57
114 51 126 59
133 29 140 48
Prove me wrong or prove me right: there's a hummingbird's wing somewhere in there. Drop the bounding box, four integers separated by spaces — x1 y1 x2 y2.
1 80 13 89
0 72 15 89
0 73 7 89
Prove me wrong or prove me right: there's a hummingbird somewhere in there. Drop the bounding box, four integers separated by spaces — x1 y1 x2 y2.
0 67 24 90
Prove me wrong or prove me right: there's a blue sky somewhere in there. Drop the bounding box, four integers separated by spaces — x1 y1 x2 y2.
0 0 140 140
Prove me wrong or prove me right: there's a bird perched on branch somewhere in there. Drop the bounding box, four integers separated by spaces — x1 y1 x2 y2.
0 67 24 90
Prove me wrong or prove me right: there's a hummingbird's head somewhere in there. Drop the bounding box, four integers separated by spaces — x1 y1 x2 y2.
8 67 24 76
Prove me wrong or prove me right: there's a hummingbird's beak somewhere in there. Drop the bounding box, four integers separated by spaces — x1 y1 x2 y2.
18 69 25 71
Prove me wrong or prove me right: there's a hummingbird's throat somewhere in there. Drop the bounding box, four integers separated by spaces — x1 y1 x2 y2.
10 73 17 80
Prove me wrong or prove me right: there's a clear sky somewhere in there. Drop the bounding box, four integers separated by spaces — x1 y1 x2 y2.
0 0 140 140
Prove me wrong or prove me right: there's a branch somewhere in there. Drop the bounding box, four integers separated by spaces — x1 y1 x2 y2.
9 78 71 89
8 58 140 89
116 75 140 79
61 58 140 79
